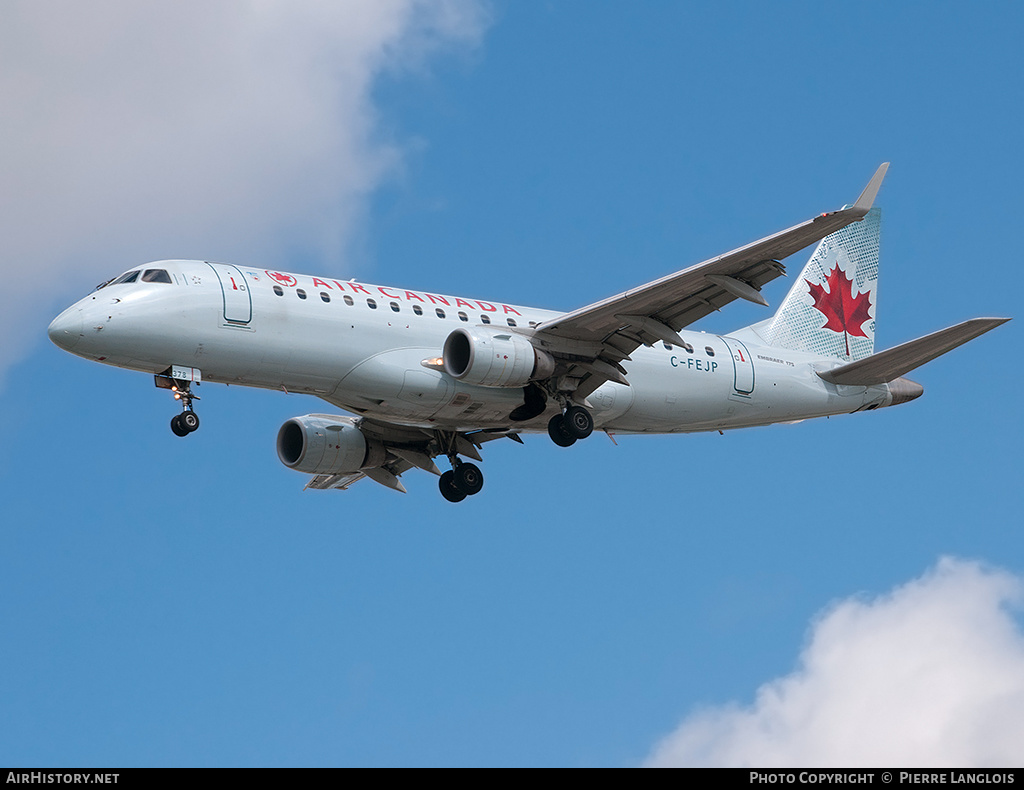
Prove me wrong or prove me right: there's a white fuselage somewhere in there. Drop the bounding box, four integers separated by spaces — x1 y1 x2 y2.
49 260 894 435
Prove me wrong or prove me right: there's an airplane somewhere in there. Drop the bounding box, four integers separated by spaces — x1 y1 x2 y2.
47 164 1008 501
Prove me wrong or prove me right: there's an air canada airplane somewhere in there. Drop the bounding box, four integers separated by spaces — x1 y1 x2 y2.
49 164 1008 501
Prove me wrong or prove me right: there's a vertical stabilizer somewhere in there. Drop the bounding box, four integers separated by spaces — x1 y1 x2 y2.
759 207 881 361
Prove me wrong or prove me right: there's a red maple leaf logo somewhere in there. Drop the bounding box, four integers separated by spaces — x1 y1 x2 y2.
265 270 297 287
806 263 872 357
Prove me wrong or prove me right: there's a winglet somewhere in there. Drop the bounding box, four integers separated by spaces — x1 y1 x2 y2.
853 162 890 213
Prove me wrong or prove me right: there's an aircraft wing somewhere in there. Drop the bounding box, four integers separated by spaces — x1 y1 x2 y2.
302 415 521 493
533 164 889 399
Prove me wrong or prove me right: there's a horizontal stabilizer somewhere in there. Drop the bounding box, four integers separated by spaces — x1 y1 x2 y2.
818 317 1009 385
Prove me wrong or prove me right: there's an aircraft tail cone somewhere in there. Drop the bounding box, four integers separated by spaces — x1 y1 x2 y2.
888 376 924 406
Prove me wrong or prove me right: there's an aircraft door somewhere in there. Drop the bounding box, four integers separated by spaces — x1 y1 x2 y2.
722 336 755 397
206 263 253 325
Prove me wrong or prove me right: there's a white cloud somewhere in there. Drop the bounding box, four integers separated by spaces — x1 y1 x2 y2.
645 558 1024 767
0 0 486 382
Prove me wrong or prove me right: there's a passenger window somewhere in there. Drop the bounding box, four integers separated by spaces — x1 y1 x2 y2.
367 298 377 309
343 295 354 306
320 292 331 303
458 311 468 322
507 318 517 327
413 305 423 316
390 301 400 312
142 269 172 284
296 289 307 300
273 285 284 297
435 308 446 319
481 314 491 324
705 346 715 357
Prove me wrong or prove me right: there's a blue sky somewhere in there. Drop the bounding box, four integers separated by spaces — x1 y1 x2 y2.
2 1 1022 767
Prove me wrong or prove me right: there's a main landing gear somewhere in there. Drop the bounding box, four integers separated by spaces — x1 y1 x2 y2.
435 432 486 503
439 460 484 503
547 404 593 447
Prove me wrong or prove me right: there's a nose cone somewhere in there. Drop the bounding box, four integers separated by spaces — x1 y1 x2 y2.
48 307 84 352
888 376 924 406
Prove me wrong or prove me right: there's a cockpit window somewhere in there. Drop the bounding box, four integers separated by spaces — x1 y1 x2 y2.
109 271 140 285
141 269 172 284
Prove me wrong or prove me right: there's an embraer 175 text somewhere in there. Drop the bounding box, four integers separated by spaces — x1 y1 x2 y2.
49 165 1008 501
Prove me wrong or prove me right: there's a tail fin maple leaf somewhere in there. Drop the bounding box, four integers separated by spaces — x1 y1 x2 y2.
806 263 873 357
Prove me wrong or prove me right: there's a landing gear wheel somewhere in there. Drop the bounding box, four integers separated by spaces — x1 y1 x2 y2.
454 462 484 496
547 414 576 447
439 470 467 503
180 411 200 433
170 414 189 437
563 405 594 440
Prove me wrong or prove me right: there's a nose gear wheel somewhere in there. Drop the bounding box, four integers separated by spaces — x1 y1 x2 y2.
171 411 199 436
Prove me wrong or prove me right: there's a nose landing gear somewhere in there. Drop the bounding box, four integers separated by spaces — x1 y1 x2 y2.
156 372 202 437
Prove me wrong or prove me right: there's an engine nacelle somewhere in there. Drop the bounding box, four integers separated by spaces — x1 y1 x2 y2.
442 326 555 388
276 414 383 475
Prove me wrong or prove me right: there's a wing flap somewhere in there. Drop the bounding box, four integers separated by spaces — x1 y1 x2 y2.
818 318 1009 386
306 472 365 490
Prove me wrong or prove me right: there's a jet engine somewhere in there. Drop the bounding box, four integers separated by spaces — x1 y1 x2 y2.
276 414 385 475
442 327 555 388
